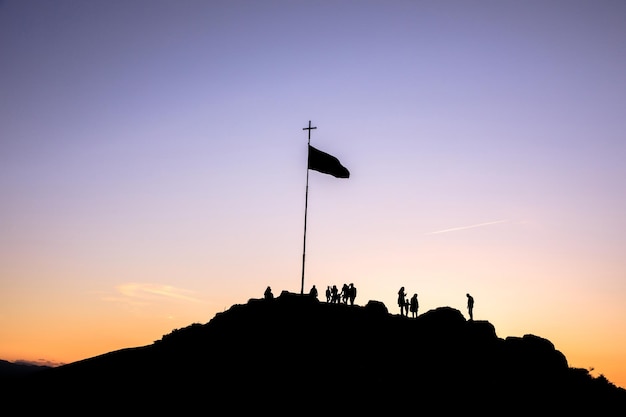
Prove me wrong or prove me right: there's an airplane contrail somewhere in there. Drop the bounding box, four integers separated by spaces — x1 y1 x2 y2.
425 219 509 235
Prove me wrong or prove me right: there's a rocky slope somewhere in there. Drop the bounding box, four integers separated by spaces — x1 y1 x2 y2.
7 291 626 413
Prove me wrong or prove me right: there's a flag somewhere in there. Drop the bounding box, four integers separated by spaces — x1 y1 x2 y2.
308 145 350 178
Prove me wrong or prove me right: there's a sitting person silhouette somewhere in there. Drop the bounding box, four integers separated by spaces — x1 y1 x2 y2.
310 285 318 300
264 286 274 300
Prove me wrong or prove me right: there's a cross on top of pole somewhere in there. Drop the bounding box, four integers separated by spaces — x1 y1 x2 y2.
303 120 316 143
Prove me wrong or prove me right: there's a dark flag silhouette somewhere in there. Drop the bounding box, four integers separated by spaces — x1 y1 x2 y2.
300 120 350 295
308 145 350 178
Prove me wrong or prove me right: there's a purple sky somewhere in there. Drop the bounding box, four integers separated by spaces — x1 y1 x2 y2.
2 1 626 387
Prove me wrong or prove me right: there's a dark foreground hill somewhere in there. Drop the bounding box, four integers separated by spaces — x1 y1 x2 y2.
7 291 626 413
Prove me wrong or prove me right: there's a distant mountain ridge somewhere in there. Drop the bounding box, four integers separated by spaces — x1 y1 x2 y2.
6 291 626 413
0 359 50 379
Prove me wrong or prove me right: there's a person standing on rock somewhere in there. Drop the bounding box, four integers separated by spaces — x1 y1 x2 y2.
466 293 474 320
341 283 349 304
348 283 357 305
331 285 340 303
410 293 419 318
398 287 406 316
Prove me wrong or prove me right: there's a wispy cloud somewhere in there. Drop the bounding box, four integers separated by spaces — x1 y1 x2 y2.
425 219 509 235
108 282 201 304
15 359 66 367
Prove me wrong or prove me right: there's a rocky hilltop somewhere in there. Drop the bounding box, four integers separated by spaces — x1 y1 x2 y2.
7 291 626 413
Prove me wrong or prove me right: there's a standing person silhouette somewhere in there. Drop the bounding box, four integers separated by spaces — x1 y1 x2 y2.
341 283 349 304
331 285 339 303
325 286 331 303
466 293 474 321
348 283 357 305
409 294 419 318
397 287 406 316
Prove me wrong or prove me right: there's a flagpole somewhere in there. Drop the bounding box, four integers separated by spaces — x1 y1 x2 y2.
301 120 316 294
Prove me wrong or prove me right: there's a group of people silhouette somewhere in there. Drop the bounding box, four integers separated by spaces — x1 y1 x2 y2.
397 287 475 320
264 285 474 320
397 287 419 318
325 283 357 305
263 284 352 303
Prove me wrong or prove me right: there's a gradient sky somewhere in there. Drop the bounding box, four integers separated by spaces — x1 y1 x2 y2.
2 0 625 388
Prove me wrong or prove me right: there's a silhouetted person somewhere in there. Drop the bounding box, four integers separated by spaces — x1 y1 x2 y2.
404 297 409 316
410 293 418 318
348 283 357 305
398 287 406 316
331 285 340 304
310 285 318 300
264 286 274 301
341 283 349 304
325 286 331 303
466 293 474 320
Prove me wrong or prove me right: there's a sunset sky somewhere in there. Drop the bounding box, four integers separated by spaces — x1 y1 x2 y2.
2 1 625 388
